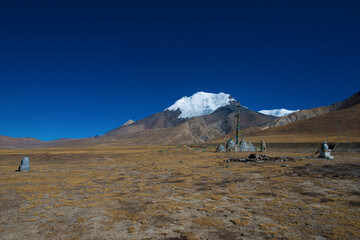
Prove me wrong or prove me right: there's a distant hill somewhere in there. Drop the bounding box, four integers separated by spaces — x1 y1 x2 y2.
248 103 360 139
0 136 75 149
0 136 44 148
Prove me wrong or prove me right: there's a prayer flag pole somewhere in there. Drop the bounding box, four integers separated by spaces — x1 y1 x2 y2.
235 102 240 144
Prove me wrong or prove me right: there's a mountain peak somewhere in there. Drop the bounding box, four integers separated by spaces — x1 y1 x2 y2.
259 108 299 117
121 119 135 127
166 92 236 119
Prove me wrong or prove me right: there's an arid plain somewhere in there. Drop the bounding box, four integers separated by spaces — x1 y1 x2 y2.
0 144 359 240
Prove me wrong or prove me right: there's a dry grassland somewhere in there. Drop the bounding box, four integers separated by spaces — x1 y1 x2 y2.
0 146 359 239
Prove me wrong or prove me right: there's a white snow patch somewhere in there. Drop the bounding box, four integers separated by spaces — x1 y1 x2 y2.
166 91 236 119
259 108 299 117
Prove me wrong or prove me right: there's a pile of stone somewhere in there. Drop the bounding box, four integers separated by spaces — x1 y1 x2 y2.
238 140 256 152
225 154 295 163
216 139 256 152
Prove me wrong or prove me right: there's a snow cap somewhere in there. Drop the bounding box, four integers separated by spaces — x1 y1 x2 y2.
166 91 236 119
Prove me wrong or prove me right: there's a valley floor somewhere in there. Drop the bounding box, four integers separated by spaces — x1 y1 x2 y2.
0 146 359 240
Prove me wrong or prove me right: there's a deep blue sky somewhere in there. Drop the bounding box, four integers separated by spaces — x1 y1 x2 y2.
1 0 359 141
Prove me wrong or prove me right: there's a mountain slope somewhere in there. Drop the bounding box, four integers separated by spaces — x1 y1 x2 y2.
104 109 186 138
213 102 360 144
101 100 275 145
261 91 360 129
251 103 360 138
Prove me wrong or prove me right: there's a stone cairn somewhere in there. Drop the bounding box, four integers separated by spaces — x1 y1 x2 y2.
238 140 256 152
318 142 334 159
216 139 256 152
17 157 30 172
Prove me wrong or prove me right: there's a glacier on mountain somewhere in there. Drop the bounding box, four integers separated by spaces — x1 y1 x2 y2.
166 92 236 119
259 108 299 117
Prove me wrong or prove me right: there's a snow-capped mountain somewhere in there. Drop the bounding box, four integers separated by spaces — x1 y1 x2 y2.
166 92 236 118
105 91 275 142
259 108 299 117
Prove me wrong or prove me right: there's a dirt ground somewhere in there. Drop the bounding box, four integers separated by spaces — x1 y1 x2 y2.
0 146 359 240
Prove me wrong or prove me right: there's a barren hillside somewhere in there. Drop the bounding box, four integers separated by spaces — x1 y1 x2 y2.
261 91 360 129
217 103 360 143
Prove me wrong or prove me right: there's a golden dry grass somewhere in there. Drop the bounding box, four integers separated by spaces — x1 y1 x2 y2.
0 145 359 239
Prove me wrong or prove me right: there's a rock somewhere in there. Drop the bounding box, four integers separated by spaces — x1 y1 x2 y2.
216 144 226 152
261 139 266 152
226 140 238 152
17 157 30 172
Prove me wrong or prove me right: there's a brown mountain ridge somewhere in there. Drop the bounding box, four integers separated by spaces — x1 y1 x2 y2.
261 91 360 129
